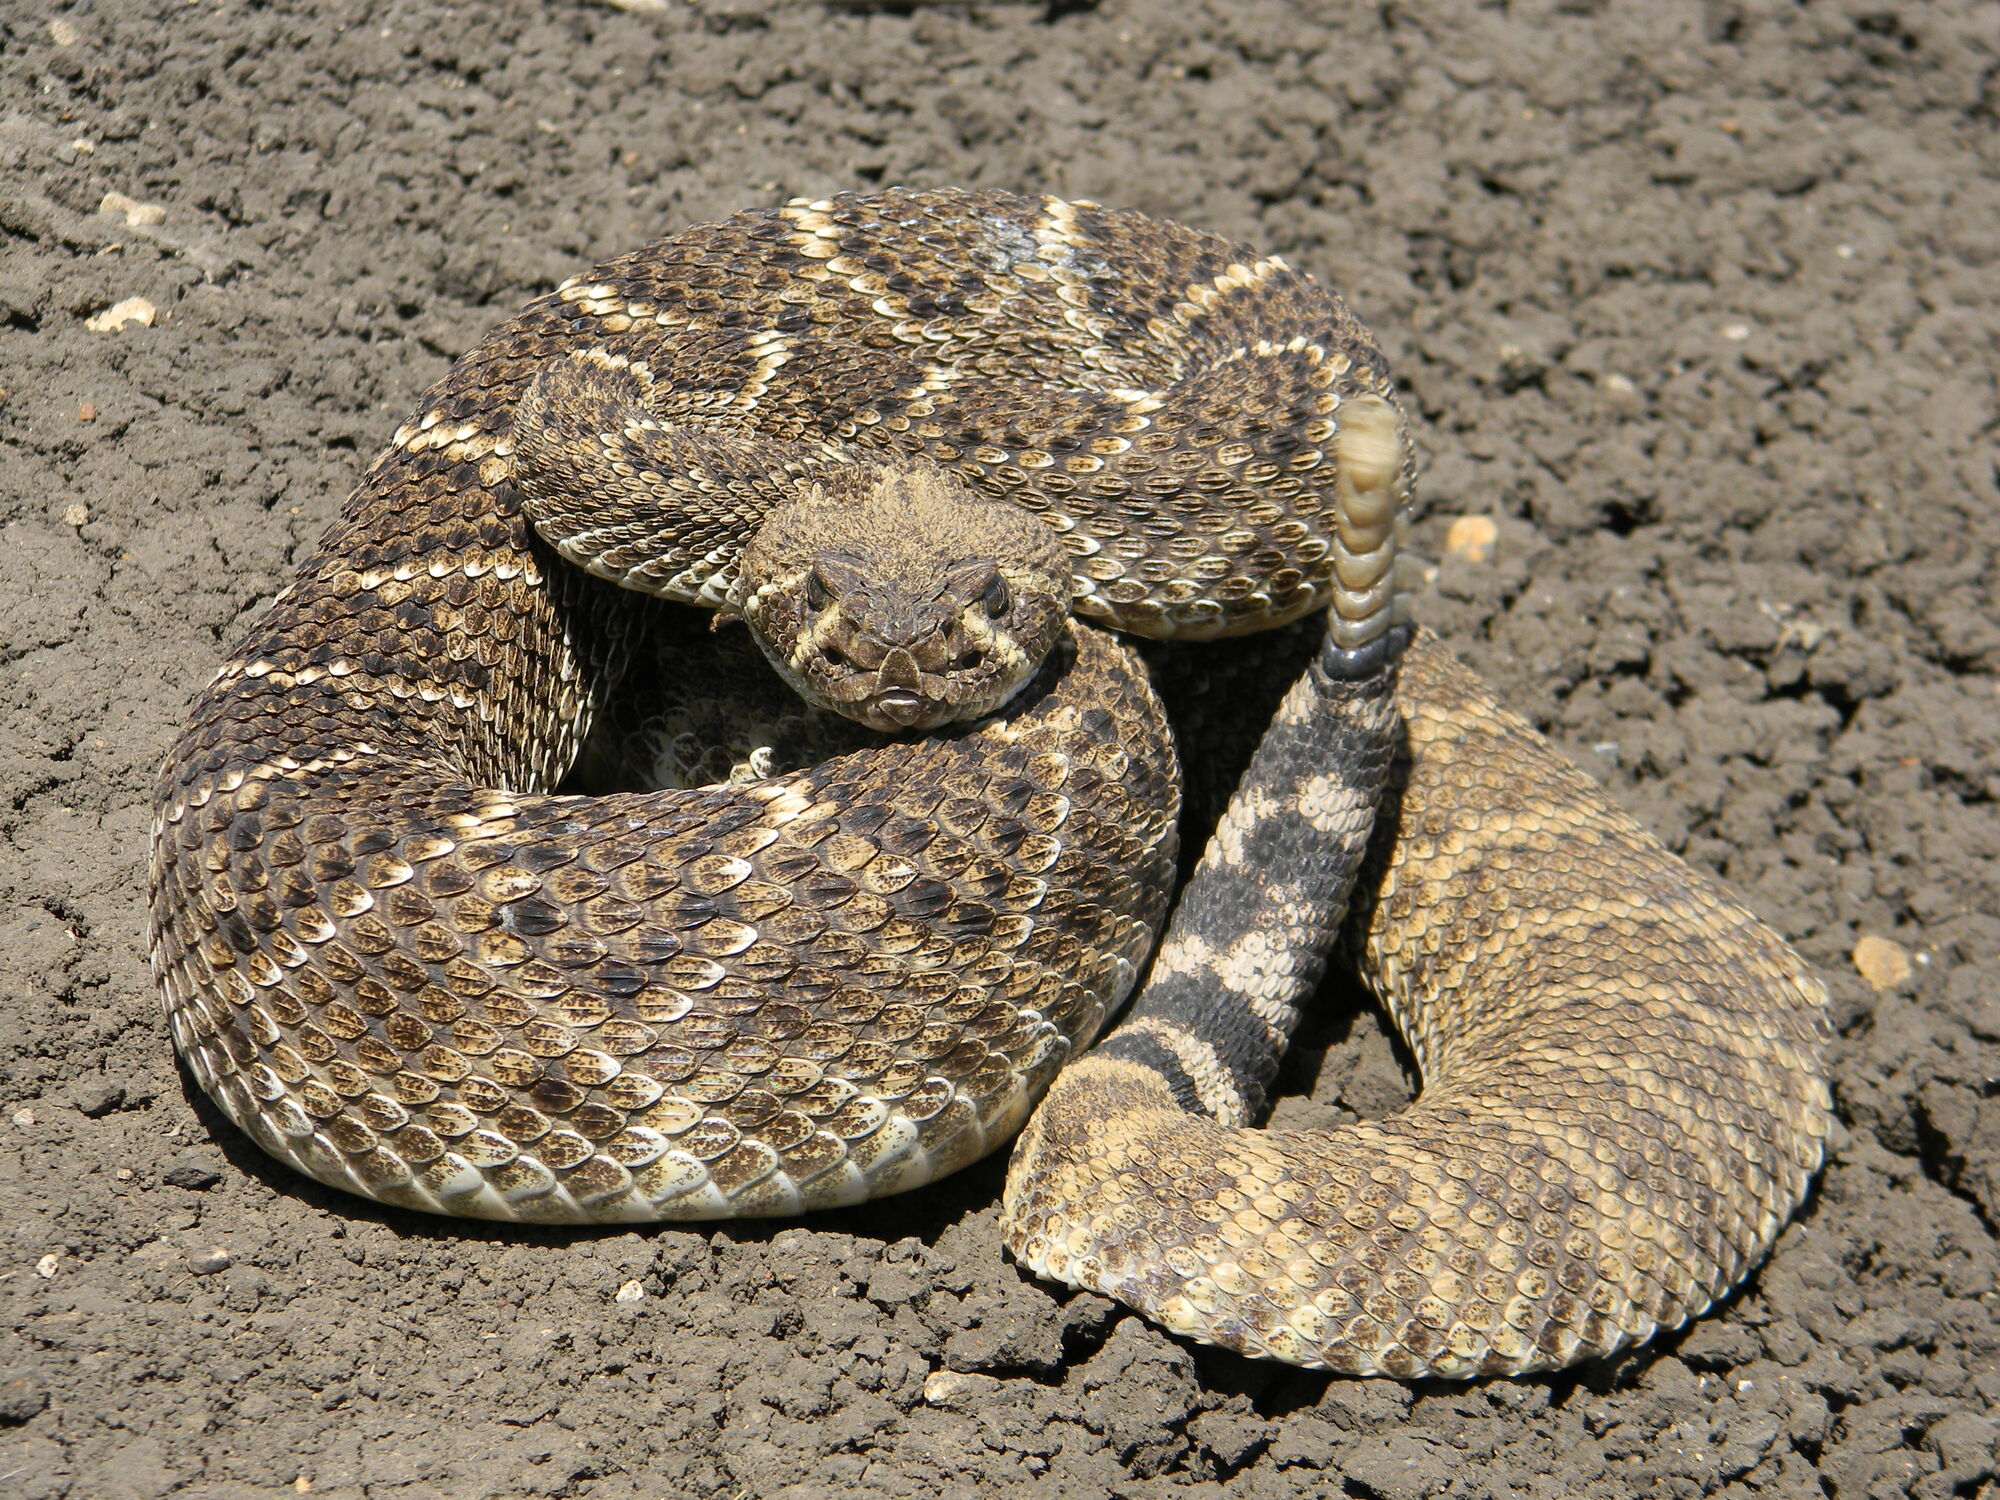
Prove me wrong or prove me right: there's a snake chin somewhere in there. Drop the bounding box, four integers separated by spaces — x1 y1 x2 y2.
734 464 1072 731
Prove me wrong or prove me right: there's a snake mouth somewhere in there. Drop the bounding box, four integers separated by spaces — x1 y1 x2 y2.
870 687 930 728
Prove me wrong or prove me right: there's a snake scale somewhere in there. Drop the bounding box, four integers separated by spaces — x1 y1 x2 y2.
151 189 1830 1378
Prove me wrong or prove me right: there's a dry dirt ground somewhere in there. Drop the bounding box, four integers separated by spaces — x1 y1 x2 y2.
3 2 1998 1497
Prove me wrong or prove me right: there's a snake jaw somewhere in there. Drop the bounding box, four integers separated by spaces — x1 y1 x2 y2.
870 649 927 728
752 595 1052 733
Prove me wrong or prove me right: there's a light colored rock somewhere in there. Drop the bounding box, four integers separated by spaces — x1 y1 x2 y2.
922 1369 1009 1409
84 297 156 333
1852 934 1912 991
99 191 167 228
1443 514 1498 564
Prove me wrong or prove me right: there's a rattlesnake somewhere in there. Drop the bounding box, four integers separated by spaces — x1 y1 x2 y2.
150 189 1829 1378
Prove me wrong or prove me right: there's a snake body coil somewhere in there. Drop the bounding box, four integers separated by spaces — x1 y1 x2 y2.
151 190 1829 1376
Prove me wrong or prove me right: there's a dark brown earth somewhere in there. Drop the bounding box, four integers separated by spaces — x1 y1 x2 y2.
3 2 1998 1496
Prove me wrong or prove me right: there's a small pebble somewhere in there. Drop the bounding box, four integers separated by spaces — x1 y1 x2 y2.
1443 515 1498 565
187 1249 233 1276
35 1254 60 1279
1496 340 1543 382
614 1279 645 1303
1853 934 1913 991
1721 322 1751 341
0 1369 49 1425
161 1153 224 1191
85 297 157 333
97 191 167 228
47 18 80 45
70 1080 126 1118
77 402 97 422
923 1369 1005 1409
10 1109 33 1128
62 503 88 528
1600 371 1644 412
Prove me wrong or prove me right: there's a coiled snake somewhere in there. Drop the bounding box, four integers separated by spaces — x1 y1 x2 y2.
151 189 1829 1378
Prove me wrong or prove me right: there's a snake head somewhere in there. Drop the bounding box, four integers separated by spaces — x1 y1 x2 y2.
732 466 1073 731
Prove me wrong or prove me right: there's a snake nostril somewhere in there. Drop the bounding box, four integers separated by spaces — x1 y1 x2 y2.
821 646 850 671
956 650 982 672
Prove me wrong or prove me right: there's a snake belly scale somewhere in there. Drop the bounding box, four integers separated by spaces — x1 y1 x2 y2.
150 189 1830 1377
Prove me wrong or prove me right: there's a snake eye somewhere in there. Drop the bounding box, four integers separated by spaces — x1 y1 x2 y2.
805 570 834 611
981 574 1011 618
